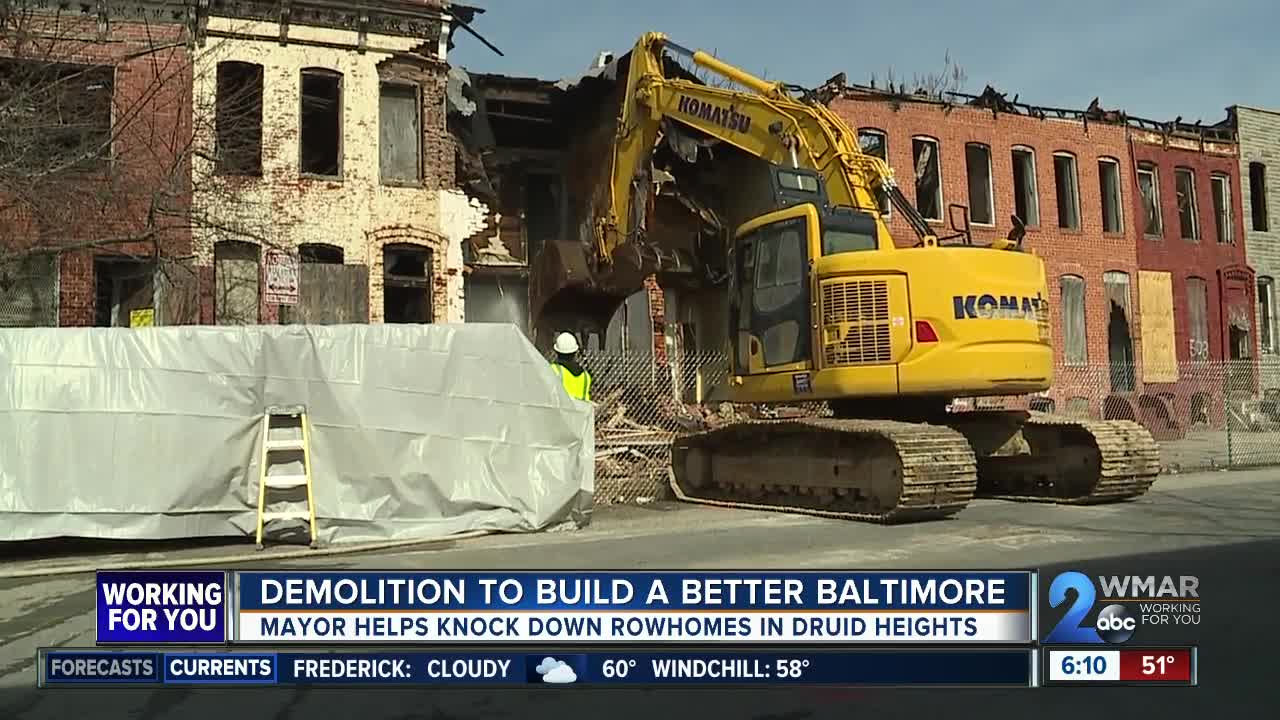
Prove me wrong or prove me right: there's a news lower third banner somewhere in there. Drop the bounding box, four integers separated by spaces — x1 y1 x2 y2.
95 570 1035 645
39 648 1035 687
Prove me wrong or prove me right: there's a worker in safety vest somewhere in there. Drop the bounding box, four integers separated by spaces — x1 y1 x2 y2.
550 332 592 402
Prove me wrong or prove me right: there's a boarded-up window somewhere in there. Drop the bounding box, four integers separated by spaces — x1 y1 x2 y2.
1060 274 1087 365
214 241 260 325
0 255 58 326
379 83 420 184
857 128 890 215
1211 173 1232 244
1186 276 1209 361
912 137 942 221
1175 168 1199 240
1137 163 1162 236
1139 270 1178 382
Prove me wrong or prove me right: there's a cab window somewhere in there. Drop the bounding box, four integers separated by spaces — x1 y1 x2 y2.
822 211 880 255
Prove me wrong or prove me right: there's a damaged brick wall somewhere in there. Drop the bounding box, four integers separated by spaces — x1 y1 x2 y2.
831 94 1142 417
1129 131 1252 431
189 13 477 324
0 15 194 326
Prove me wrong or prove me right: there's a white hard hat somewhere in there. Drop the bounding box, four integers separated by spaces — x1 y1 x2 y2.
554 332 580 354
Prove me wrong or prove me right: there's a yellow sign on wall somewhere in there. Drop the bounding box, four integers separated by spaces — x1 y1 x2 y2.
130 308 155 328
1138 271 1178 382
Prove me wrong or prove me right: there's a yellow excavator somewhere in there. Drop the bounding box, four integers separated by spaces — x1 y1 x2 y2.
574 33 1161 522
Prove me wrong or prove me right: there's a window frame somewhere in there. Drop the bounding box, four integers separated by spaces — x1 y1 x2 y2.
1136 162 1163 238
1010 145 1040 228
1260 276 1277 354
298 67 345 179
964 142 995 227
856 127 891 217
1185 275 1210 361
911 135 944 222
213 60 264 177
1210 172 1233 244
1097 156 1124 234
1052 151 1081 231
1249 162 1269 231
1174 166 1200 241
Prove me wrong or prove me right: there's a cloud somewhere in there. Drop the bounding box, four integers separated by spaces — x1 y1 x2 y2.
543 664 578 684
535 657 564 675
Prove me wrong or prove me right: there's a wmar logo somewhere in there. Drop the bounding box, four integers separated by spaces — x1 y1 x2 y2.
1045 571 1136 644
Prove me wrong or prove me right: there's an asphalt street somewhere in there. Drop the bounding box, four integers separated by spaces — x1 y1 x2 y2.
0 467 1275 718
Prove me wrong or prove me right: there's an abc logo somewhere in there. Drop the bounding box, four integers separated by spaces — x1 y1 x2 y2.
1095 604 1136 644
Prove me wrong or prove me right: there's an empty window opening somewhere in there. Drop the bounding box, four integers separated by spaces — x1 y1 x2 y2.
1098 158 1123 234
1104 270 1134 393
911 137 942 221
1060 274 1086 365
1260 276 1277 354
299 243 343 264
0 59 115 170
214 61 263 175
1011 147 1039 226
214 240 260 325
383 244 432 323
964 143 994 225
525 172 563 263
857 128 890 215
1249 162 1269 231
300 69 342 177
379 82 420 184
1137 163 1162 236
93 257 155 328
1174 168 1199 240
1211 173 1233 244
1053 153 1080 230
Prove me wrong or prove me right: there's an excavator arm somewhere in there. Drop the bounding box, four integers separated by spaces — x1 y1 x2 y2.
594 32 1004 269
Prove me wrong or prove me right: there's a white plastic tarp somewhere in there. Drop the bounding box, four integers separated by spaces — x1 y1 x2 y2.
0 324 594 544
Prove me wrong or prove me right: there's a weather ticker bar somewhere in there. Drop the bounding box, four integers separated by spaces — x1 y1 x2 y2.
38 648 1035 688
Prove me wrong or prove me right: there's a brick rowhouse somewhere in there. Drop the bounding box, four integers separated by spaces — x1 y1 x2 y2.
1128 121 1253 434
828 86 1144 418
188 0 486 327
0 8 194 327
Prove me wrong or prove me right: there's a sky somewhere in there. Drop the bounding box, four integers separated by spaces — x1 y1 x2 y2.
448 0 1278 123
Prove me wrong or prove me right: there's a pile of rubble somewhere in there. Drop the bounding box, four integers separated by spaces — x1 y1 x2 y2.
592 392 829 504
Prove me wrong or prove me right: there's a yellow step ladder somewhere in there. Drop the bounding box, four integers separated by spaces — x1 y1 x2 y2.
254 405 318 550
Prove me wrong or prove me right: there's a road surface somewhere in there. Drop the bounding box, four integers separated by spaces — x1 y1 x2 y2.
0 468 1275 717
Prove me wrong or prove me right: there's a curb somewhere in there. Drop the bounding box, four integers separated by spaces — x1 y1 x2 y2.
0 530 493 580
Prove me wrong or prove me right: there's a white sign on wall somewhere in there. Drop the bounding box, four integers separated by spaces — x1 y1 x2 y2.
264 249 299 305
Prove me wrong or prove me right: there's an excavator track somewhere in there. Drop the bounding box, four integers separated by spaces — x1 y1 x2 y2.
669 417 978 523
957 411 1162 504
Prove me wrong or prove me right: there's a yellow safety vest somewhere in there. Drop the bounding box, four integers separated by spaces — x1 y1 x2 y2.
551 363 592 401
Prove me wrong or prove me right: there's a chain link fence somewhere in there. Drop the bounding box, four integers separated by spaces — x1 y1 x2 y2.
580 350 1280 504
0 255 58 327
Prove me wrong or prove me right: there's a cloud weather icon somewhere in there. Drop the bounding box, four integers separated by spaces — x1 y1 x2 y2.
535 657 578 684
